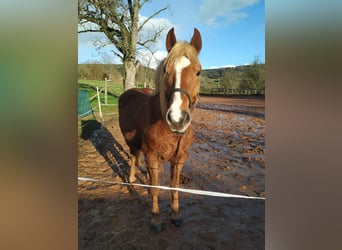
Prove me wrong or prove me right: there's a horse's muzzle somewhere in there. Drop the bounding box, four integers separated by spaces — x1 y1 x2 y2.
166 109 191 134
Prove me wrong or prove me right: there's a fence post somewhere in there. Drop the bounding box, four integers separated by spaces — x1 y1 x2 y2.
96 86 103 122
104 77 108 105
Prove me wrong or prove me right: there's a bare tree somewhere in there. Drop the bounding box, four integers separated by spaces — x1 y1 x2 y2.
78 0 168 90
140 49 156 88
100 51 120 80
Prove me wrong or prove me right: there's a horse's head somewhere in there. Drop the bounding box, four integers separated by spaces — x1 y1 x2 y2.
157 27 202 134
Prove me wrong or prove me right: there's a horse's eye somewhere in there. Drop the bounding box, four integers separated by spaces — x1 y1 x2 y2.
196 71 201 76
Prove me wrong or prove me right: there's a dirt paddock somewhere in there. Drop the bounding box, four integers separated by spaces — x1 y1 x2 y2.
78 95 265 249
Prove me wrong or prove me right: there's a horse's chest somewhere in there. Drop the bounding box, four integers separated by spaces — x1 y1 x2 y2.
146 134 179 159
157 143 176 160
143 123 193 161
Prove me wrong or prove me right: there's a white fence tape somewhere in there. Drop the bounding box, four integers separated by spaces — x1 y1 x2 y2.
78 176 265 200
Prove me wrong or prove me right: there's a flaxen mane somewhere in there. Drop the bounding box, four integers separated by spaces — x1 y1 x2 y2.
153 42 201 95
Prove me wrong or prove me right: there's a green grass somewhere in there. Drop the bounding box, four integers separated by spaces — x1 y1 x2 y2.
78 79 123 122
78 79 124 96
77 80 154 138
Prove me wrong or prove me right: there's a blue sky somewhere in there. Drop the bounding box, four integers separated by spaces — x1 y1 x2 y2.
78 0 265 69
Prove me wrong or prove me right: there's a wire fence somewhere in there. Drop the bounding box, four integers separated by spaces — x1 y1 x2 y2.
201 87 265 95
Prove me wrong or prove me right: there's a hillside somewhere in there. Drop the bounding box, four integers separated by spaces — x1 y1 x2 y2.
78 63 265 95
78 64 155 87
200 64 265 93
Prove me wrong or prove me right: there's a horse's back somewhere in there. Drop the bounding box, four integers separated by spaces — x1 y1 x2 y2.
118 88 153 146
119 88 153 116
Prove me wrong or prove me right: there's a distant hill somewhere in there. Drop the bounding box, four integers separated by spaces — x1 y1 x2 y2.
78 63 155 86
200 64 265 94
202 65 248 79
201 64 265 83
78 63 265 94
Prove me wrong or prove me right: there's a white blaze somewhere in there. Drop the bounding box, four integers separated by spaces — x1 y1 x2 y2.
169 56 191 122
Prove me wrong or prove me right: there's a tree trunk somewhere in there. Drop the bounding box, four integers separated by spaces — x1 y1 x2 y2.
122 0 140 91
123 60 137 90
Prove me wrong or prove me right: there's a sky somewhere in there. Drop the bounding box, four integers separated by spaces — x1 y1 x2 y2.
78 0 265 69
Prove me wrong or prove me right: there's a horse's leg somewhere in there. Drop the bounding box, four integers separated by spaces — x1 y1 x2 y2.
129 154 137 183
146 155 164 232
129 150 145 183
170 162 184 226
137 149 145 167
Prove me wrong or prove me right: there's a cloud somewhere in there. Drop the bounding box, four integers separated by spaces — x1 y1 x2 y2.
137 49 168 69
136 15 175 68
138 15 173 50
209 64 236 69
198 0 259 26
78 22 105 47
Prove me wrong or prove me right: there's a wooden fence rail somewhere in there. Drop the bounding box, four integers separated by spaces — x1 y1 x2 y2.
206 87 265 95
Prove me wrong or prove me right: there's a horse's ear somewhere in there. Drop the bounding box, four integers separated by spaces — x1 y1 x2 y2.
166 27 177 52
190 28 202 53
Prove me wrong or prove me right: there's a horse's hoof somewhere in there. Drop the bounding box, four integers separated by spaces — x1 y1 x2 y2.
150 215 165 233
129 176 136 183
171 218 183 227
170 213 184 227
150 222 166 233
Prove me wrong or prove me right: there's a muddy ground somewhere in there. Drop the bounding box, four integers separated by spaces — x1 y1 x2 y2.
78 95 265 249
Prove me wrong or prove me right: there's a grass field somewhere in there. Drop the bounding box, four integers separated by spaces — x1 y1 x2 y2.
78 80 148 130
78 78 264 127
79 79 122 100
77 80 123 136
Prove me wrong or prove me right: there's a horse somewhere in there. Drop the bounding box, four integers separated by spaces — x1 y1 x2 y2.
118 27 202 232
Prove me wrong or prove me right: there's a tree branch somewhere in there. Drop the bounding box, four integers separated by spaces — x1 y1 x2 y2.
78 29 101 33
127 0 134 19
111 50 123 60
137 26 165 47
139 0 150 9
138 5 168 31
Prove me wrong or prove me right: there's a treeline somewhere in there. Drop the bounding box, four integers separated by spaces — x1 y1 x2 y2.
200 63 265 95
78 62 265 95
78 64 155 87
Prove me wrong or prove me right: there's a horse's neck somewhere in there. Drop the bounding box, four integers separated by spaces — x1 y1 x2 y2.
143 93 165 125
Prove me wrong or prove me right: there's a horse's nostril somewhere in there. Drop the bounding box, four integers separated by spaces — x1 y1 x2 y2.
182 111 190 125
166 110 172 123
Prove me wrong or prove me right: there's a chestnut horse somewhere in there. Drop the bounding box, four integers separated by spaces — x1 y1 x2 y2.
118 27 202 232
